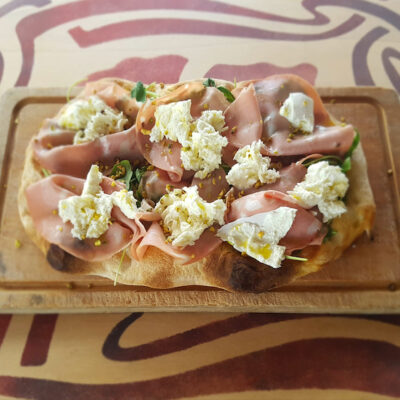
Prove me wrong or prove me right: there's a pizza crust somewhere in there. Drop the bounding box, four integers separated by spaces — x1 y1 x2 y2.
18 79 376 293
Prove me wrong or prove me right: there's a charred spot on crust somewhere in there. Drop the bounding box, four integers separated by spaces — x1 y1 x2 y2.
229 259 260 292
46 244 71 271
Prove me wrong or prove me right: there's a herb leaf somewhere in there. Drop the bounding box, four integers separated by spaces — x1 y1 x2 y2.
217 86 235 103
131 81 146 102
203 78 216 87
323 224 337 243
341 157 352 173
111 160 133 190
221 163 231 174
203 78 235 103
42 168 51 177
302 155 342 168
134 166 147 185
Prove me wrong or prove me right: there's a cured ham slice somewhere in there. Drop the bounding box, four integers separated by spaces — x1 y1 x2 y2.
132 222 222 265
243 163 307 196
223 84 262 148
191 168 229 202
25 175 157 261
228 190 324 252
226 74 355 157
33 124 143 178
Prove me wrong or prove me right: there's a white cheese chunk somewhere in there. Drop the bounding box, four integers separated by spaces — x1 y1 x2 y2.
288 161 349 222
217 207 297 268
279 92 314 134
150 101 228 179
226 140 280 190
59 96 127 145
155 185 226 248
58 165 147 240
181 111 228 179
150 99 192 143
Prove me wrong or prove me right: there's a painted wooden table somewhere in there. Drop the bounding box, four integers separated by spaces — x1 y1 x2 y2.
0 1 399 399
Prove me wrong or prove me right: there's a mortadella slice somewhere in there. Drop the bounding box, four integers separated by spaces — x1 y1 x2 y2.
132 222 222 265
33 124 144 178
227 190 324 252
25 175 156 261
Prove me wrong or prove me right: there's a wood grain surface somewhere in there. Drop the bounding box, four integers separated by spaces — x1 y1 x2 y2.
0 86 399 313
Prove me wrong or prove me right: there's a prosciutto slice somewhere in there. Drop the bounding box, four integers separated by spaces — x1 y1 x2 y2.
226 74 355 157
25 175 157 261
34 123 143 178
227 190 324 252
243 162 307 196
132 222 222 265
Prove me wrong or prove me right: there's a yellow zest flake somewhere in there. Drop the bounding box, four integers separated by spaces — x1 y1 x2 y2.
340 116 346 122
217 190 225 199
231 126 237 134
273 150 279 155
141 129 151 135
15 118 19 125
14 239 22 249
286 138 292 143
71 185 76 190
166 184 172 192
147 165 154 171
111 181 116 187
258 231 264 238
94 240 102 246
259 119 263 124
209 226 215 232
203 103 209 110
52 209 58 215
160 82 165 88
280 84 284 89
198 182 204 188
57 226 63 232
47 143 53 149
191 254 195 259
254 181 262 188
212 178 216 185
241 251 247 257
341 123 346 127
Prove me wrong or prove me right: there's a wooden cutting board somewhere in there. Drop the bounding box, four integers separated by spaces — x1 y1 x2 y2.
0 87 399 313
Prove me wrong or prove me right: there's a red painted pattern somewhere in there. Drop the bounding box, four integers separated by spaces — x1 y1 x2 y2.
86 55 188 84
205 62 317 84
20 315 58 366
1 338 400 399
68 16 364 48
0 315 12 349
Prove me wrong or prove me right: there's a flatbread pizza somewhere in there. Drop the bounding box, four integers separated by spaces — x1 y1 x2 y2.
18 75 375 292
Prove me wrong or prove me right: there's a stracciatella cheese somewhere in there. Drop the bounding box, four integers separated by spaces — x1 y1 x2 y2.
155 185 226 247
288 160 349 222
59 96 127 145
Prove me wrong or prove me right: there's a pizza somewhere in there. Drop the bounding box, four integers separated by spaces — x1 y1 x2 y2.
18 75 375 292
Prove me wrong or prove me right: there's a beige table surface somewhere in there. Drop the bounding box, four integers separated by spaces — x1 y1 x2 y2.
0 1 399 399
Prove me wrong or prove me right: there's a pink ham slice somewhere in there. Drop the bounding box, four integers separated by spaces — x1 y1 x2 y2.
33 123 144 178
243 162 307 196
78 79 140 119
140 168 188 202
132 222 222 265
25 175 158 262
191 168 229 202
227 74 354 157
223 84 262 148
227 190 324 252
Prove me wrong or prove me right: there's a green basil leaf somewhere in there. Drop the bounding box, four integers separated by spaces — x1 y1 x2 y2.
111 160 133 190
217 86 235 103
131 81 146 102
134 166 147 184
302 155 342 168
324 224 337 243
42 168 51 177
221 163 231 174
341 157 352 173
203 78 216 87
